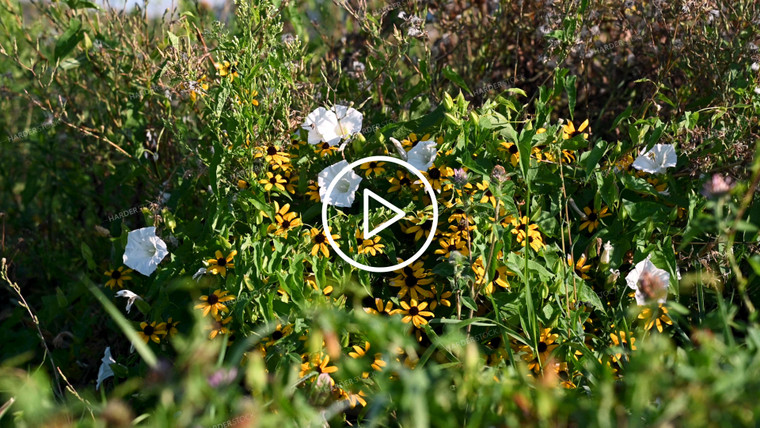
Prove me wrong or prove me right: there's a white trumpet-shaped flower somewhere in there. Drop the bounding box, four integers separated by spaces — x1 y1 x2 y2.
114 289 142 313
96 347 116 391
123 227 169 276
632 144 677 174
318 160 363 208
302 105 363 146
406 140 438 171
625 256 671 305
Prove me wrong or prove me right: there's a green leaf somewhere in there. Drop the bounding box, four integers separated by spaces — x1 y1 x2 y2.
80 242 96 270
442 67 472 95
566 75 577 119
167 31 180 48
56 287 68 308
54 19 83 61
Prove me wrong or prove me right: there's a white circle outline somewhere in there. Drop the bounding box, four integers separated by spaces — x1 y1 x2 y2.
321 155 439 273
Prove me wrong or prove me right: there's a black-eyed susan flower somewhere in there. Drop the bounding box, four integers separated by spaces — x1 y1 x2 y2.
138 321 167 344
299 353 338 378
354 231 385 256
314 141 338 157
401 132 431 150
434 235 469 258
579 205 611 233
562 119 590 140
610 330 636 363
509 216 544 252
259 172 287 192
637 305 673 333
499 141 520 167
166 317 179 336
267 202 301 238
195 289 235 317
208 314 232 339
104 266 133 289
476 180 497 206
306 181 321 202
207 250 237 277
254 144 290 167
567 254 592 280
362 297 394 315
264 324 293 347
359 160 386 176
402 214 435 241
391 261 434 299
429 287 453 310
388 170 414 193
308 228 339 257
393 299 434 328
423 165 453 192
518 328 559 372
306 273 333 296
473 259 512 294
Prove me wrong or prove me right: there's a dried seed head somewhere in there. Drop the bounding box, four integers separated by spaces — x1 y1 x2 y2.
491 165 508 183
451 168 469 186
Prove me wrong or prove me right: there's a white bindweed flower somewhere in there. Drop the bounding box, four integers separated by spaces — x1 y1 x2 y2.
406 140 438 171
331 105 363 140
600 241 613 265
303 107 341 146
114 289 142 313
302 105 363 147
317 160 363 208
123 227 169 276
625 256 671 306
632 143 677 174
192 267 207 281
96 347 116 390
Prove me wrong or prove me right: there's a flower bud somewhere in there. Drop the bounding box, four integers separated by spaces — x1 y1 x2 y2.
600 241 612 265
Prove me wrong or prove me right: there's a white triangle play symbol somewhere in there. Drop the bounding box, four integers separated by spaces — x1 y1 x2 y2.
363 189 406 240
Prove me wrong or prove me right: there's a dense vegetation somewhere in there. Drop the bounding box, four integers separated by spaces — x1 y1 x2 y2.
2 0 760 426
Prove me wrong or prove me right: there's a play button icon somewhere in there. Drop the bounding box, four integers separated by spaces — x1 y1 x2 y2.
321 155 438 273
363 189 406 240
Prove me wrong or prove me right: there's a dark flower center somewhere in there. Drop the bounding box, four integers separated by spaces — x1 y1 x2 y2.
369 162 377 168
559 370 569 381
428 168 441 180
448 244 457 251
409 307 420 316
267 146 277 155
217 258 227 267
321 142 330 149
362 296 375 307
400 177 411 186
269 177 278 184
403 266 414 276
272 331 283 340
485 190 493 197
314 233 326 244
405 276 418 287
144 325 155 336
315 365 323 374
111 270 121 279
208 294 219 305
508 145 518 154
588 212 598 221
538 342 548 353
282 220 291 228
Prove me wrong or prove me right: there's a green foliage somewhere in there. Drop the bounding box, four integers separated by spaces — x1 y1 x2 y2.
1 0 760 427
